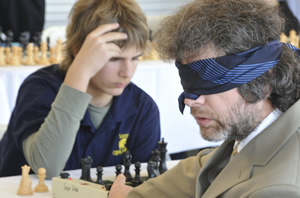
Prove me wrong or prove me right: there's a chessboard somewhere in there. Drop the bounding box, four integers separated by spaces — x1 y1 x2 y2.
52 138 169 198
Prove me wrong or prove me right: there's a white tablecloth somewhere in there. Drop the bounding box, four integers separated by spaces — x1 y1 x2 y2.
0 160 180 198
0 61 221 153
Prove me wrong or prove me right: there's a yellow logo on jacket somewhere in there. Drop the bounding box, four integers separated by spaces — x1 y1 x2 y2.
112 134 129 156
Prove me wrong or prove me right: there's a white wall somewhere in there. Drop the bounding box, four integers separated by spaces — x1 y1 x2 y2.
45 0 189 28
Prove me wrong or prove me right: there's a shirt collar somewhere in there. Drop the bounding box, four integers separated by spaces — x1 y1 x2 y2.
236 108 282 153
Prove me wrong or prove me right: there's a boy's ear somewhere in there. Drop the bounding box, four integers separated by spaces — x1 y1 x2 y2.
72 47 78 56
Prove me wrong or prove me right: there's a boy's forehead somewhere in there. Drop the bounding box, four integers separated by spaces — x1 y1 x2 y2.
117 45 143 57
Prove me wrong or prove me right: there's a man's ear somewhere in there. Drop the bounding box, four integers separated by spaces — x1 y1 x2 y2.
266 87 273 99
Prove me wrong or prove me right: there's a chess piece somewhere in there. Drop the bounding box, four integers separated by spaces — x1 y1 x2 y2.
289 30 299 48
19 31 31 51
33 46 40 63
0 47 6 65
60 172 70 179
54 38 63 64
17 165 34 195
5 30 13 47
147 160 159 179
18 47 23 64
280 33 288 43
123 150 132 182
0 26 5 43
131 161 143 186
115 164 122 176
25 43 36 65
95 166 104 185
80 156 93 182
49 47 56 64
151 149 161 170
10 46 21 65
149 44 160 60
38 42 50 65
158 138 168 174
32 32 42 48
34 167 49 192
5 47 11 64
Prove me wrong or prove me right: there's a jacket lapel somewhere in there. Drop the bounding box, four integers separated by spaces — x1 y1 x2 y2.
201 146 253 198
196 140 234 197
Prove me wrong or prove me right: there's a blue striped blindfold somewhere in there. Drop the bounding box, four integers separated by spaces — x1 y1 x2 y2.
176 40 299 113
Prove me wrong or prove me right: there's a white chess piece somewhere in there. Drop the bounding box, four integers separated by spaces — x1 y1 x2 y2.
17 165 34 195
34 167 49 192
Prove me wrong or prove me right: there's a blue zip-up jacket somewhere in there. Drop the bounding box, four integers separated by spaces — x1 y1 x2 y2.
0 65 161 177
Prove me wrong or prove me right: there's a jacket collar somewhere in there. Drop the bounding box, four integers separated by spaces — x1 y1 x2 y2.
198 99 300 198
80 83 138 132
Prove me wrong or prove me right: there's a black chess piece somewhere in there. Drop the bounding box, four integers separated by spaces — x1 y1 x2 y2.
131 161 143 186
19 31 31 51
32 32 42 48
5 30 13 47
80 156 93 182
60 172 70 179
147 160 159 179
123 150 132 182
151 149 161 172
95 166 103 185
115 164 122 176
0 26 5 44
158 138 168 174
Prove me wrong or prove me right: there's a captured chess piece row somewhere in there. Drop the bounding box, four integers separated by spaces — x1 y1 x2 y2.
17 165 48 196
0 39 63 66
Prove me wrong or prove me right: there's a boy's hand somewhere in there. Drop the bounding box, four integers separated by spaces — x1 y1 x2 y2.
64 23 128 92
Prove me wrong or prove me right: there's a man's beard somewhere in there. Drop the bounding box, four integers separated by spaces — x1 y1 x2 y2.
191 100 261 142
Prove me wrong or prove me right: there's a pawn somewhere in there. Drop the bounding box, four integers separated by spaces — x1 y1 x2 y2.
10 46 21 65
131 162 143 186
280 32 288 43
34 167 49 192
5 47 11 65
0 47 6 65
25 43 35 65
49 47 56 64
115 164 122 176
54 38 63 64
289 30 299 48
33 46 40 63
39 42 50 65
95 166 104 185
18 46 23 64
17 165 33 195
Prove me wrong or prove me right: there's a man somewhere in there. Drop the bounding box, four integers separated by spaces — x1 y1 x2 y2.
0 0 161 178
109 0 300 197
